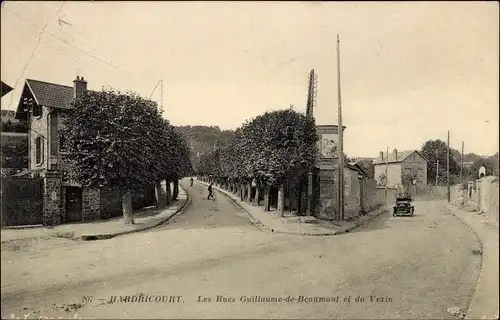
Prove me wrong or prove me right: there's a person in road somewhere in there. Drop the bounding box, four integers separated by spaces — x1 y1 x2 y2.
190 177 194 186
207 182 214 200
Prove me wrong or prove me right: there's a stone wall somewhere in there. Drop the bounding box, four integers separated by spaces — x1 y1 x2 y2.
82 188 100 222
450 176 499 230
364 179 385 211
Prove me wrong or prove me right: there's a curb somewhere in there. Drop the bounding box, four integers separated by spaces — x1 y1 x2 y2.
445 204 487 319
1 224 44 230
81 186 190 241
196 180 387 236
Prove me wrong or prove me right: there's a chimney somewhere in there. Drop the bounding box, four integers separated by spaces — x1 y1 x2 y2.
379 151 384 161
73 76 88 99
393 148 398 160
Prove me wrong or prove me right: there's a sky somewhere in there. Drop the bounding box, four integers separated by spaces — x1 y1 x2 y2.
1 1 498 158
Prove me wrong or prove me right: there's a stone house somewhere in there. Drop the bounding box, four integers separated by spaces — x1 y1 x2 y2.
373 149 428 189
12 76 131 225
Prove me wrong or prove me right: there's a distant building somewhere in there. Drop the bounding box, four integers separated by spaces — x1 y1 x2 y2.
373 149 428 188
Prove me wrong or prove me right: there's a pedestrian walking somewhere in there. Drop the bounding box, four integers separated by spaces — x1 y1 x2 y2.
207 182 214 200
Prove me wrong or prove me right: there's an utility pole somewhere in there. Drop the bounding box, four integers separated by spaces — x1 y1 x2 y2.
460 141 464 184
160 73 164 113
306 69 317 216
384 145 388 200
336 34 345 221
447 130 450 203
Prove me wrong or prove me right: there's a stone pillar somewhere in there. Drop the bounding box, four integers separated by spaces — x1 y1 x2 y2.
43 171 62 226
82 188 100 222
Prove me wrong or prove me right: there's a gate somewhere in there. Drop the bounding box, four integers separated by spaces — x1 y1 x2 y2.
65 186 82 222
1 177 43 226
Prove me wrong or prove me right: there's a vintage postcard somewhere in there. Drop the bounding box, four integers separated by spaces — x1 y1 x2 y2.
1 1 498 319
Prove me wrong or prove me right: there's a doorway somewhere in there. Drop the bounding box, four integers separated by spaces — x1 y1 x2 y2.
65 187 82 222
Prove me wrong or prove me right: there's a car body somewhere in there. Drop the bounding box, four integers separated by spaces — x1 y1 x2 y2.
393 193 414 217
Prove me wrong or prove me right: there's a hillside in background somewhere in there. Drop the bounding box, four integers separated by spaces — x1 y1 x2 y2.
175 126 236 171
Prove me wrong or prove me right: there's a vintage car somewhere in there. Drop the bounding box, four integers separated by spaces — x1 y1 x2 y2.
393 193 414 217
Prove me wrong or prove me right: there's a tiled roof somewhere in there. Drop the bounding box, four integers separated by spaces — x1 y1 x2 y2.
372 150 420 165
26 79 74 109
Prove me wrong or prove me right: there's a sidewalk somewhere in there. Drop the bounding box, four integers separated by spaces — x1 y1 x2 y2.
447 204 499 320
197 180 388 236
1 186 189 242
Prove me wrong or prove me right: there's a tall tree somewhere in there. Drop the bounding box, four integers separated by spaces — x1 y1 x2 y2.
62 89 167 224
421 139 460 185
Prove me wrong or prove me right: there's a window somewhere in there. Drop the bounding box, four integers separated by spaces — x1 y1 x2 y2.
35 136 44 165
32 103 42 117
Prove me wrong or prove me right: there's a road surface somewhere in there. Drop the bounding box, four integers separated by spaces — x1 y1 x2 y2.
1 179 481 319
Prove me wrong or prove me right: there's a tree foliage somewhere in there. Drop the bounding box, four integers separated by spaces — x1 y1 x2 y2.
196 109 319 187
421 139 460 185
61 89 191 189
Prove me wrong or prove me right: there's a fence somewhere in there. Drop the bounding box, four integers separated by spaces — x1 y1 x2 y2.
1 177 44 227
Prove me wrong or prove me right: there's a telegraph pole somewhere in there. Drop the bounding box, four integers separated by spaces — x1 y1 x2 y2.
336 34 345 221
460 141 464 184
160 73 164 113
447 130 450 202
306 69 317 216
384 145 389 200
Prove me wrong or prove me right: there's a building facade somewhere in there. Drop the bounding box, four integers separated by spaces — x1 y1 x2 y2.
373 149 428 188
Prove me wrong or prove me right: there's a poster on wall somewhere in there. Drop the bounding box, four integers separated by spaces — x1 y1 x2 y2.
319 133 339 159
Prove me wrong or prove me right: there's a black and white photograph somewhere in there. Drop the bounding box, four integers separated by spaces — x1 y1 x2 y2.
1 1 498 319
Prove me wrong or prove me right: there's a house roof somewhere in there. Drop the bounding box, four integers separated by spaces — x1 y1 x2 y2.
25 79 75 109
347 161 369 177
372 150 428 165
1 81 13 97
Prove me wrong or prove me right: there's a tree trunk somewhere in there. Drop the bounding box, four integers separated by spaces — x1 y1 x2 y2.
278 184 285 217
122 188 134 224
264 185 271 211
155 180 165 209
166 181 172 205
240 183 245 201
172 180 179 201
247 183 252 202
253 182 260 206
296 182 302 215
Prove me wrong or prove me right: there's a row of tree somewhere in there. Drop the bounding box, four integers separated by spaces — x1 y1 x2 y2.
61 89 192 224
421 139 498 185
194 109 319 213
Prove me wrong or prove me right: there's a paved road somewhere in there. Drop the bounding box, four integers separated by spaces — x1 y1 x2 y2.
1 179 481 319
